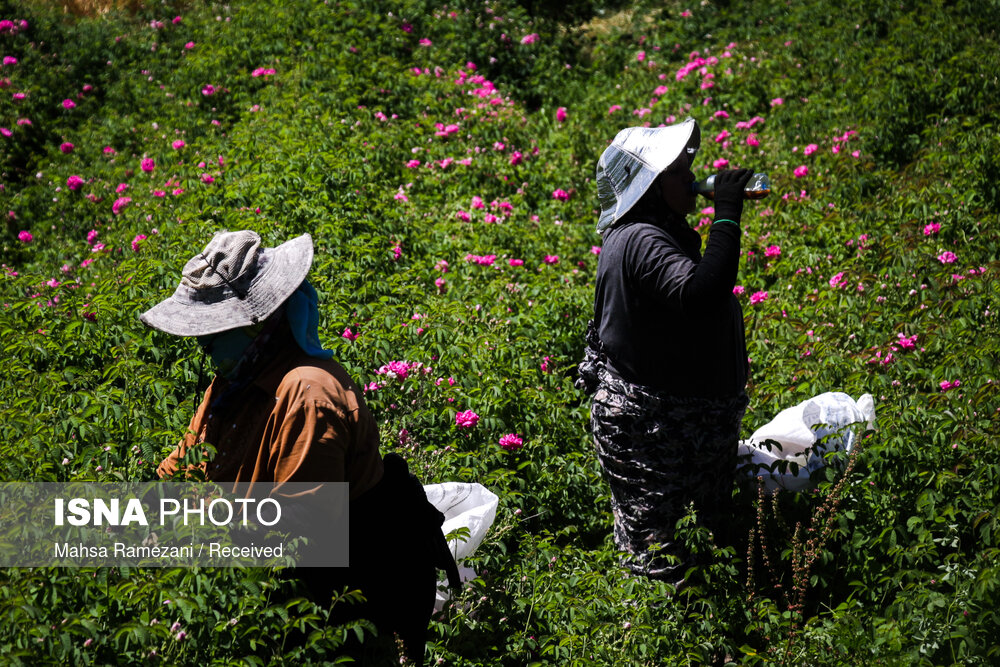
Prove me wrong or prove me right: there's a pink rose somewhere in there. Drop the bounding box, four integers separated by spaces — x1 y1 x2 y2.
937 251 957 264
455 410 479 428
112 196 131 215
498 434 524 451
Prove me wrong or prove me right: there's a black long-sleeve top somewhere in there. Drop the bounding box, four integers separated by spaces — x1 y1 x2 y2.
593 214 748 398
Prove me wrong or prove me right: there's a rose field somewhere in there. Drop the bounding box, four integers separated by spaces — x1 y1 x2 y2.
1 0 999 664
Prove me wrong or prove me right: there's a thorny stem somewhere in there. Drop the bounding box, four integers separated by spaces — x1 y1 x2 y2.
784 430 867 655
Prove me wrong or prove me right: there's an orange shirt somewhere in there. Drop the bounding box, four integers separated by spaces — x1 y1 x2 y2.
157 344 383 500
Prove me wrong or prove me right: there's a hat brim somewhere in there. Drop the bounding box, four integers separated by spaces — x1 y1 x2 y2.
596 118 701 233
139 233 314 336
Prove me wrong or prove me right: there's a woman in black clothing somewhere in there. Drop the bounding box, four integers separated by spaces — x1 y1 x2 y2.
578 117 756 583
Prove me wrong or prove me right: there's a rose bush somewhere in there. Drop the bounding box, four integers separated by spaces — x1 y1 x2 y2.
1 0 999 664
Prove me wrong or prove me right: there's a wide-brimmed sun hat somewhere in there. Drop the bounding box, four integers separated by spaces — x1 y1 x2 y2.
140 230 313 337
595 117 701 233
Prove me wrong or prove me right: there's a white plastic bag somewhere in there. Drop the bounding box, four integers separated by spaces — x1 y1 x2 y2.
423 482 499 610
738 392 876 492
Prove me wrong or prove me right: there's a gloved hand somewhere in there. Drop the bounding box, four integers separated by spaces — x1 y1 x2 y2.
713 168 754 225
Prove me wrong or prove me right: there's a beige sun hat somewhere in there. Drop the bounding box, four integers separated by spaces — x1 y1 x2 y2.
139 230 313 337
595 117 701 233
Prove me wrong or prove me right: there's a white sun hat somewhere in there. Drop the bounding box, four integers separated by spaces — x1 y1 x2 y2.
595 117 701 233
139 230 313 336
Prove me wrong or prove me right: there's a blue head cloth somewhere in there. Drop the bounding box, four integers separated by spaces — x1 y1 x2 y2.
285 280 334 359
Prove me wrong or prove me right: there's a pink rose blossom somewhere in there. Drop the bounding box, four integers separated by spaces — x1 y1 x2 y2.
172 139 185 150
465 254 496 266
713 158 730 169
608 104 622 114
543 255 559 265
131 234 147 251
201 84 216 96
715 130 730 143
746 134 760 147
552 189 570 201
923 222 941 235
937 251 957 264
112 196 131 215
455 410 479 429
733 285 745 295
140 158 155 173
201 173 215 184
456 210 471 222
749 290 768 304
62 98 76 110
509 151 523 166
764 245 781 258
508 258 524 267
520 33 539 45
770 97 784 107
498 434 524 451
67 175 84 191
87 229 99 244
829 271 846 288
59 142 75 153
793 165 809 178
555 107 567 123
804 143 818 156
378 360 414 380
17 230 32 243
342 327 358 342
591 246 601 255
939 380 961 392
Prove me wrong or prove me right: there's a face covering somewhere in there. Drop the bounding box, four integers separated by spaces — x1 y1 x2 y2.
197 326 260 378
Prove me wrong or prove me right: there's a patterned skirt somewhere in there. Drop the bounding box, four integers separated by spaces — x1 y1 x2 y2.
579 327 747 580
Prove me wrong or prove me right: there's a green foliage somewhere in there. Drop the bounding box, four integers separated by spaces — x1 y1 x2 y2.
2 0 999 663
